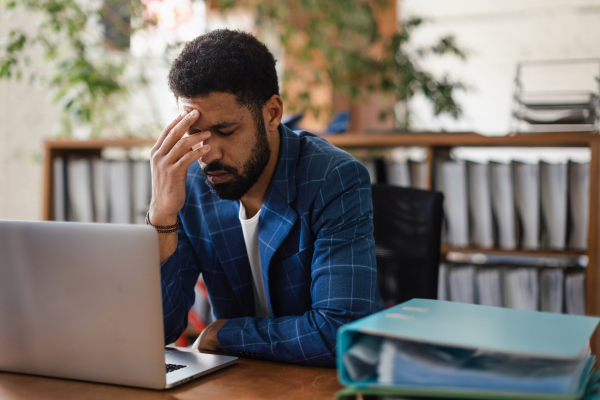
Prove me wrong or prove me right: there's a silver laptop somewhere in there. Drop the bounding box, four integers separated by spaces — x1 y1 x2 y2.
0 220 237 389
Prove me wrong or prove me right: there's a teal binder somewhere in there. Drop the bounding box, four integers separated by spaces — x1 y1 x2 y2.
337 299 600 400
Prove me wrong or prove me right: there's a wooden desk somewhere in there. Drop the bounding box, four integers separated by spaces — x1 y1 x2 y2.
0 358 342 400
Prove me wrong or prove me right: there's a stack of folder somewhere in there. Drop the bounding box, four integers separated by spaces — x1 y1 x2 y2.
53 154 152 224
336 299 599 399
430 157 590 251
438 262 586 315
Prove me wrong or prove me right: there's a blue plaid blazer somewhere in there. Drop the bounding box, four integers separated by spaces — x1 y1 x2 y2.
161 124 381 367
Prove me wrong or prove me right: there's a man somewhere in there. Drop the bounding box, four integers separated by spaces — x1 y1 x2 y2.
149 29 380 367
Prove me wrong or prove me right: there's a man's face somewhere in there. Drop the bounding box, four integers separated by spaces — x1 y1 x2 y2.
178 92 271 201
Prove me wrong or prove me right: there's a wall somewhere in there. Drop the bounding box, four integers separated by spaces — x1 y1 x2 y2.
0 3 211 221
0 9 60 220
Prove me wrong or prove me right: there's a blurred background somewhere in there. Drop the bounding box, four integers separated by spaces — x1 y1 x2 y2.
2 0 599 218
1 0 600 344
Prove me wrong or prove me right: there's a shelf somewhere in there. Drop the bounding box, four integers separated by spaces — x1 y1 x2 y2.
322 131 600 148
441 246 587 258
45 131 600 151
45 138 155 150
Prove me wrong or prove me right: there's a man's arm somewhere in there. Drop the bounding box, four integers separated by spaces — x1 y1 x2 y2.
214 160 379 366
149 109 211 264
149 109 213 343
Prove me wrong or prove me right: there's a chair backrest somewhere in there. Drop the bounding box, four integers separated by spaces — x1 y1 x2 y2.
371 184 444 306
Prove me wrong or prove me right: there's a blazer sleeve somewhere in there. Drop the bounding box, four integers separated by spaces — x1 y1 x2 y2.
216 159 380 366
160 228 202 344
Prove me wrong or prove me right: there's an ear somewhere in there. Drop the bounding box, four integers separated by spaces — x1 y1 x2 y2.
264 95 283 133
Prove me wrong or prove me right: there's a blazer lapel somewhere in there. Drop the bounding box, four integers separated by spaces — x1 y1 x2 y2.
258 125 300 313
199 188 255 316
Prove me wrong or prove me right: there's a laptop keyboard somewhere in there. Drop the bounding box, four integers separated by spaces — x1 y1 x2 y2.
166 363 187 373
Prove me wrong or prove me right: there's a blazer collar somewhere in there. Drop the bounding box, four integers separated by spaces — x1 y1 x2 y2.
257 124 300 314
269 124 300 205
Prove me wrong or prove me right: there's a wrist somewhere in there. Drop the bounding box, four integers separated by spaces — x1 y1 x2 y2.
147 208 178 227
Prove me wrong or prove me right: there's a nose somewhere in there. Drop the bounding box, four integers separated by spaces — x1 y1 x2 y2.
199 135 223 166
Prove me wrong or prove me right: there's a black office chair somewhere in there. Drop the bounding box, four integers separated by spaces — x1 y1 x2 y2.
371 184 444 306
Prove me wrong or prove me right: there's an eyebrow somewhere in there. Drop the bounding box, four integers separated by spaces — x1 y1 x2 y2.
209 121 238 130
182 106 240 131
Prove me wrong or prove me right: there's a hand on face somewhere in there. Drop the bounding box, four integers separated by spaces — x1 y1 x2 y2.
148 110 211 226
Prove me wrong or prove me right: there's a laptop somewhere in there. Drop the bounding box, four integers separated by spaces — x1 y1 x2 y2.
0 220 237 389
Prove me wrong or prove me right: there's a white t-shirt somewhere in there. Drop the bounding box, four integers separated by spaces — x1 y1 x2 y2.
239 201 272 318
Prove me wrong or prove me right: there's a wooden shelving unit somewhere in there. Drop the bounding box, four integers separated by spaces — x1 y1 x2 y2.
44 130 600 349
440 246 587 259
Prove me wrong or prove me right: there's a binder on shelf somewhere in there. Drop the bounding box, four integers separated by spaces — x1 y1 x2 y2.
540 268 565 314
568 161 590 251
448 264 476 304
476 267 502 307
337 299 599 400
385 160 410 187
490 161 517 249
66 157 95 223
358 158 377 184
503 267 539 311
513 161 541 250
92 157 109 223
565 270 586 316
132 160 152 224
52 156 67 222
435 160 469 247
540 161 568 250
108 160 133 224
466 161 494 248
408 160 428 190
437 263 449 301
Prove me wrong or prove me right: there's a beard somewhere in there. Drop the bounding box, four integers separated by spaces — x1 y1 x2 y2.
201 115 271 201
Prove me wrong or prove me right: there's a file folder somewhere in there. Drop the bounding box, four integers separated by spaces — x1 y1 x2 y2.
337 299 599 400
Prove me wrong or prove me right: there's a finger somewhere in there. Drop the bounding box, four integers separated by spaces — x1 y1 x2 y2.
152 111 186 153
176 144 212 170
166 130 211 162
158 110 200 156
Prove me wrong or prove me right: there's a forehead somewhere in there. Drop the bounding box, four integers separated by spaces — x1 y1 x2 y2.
178 92 250 127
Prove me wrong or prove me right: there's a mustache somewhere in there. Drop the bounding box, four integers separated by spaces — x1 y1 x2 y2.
202 162 238 175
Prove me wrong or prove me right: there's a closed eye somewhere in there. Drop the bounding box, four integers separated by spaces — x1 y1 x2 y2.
215 129 235 137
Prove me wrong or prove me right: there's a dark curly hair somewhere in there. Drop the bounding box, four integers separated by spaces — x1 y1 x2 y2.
168 29 279 119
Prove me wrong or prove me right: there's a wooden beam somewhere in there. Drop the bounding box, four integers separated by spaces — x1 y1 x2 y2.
587 141 600 352
442 246 587 259
323 132 600 148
